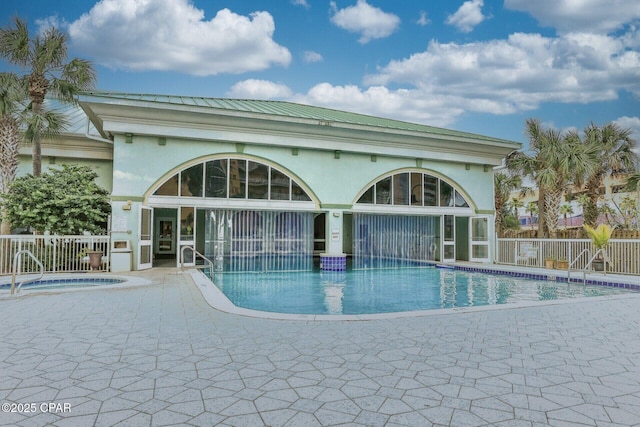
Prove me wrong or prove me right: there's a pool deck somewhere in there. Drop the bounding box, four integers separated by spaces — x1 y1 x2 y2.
1 266 640 426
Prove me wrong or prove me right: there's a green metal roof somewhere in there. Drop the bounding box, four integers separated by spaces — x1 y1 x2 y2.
79 91 521 147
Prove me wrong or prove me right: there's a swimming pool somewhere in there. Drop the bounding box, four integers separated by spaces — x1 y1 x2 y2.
209 267 638 315
0 275 153 296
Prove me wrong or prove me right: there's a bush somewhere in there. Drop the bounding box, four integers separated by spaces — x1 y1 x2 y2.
1 165 110 234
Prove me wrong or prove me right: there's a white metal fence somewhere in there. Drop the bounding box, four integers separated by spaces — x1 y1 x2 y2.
1 235 110 275
496 238 640 275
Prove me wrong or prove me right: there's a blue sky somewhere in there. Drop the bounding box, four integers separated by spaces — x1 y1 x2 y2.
2 0 640 147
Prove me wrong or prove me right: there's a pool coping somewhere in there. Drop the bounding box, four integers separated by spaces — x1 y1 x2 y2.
187 264 640 321
0 273 153 298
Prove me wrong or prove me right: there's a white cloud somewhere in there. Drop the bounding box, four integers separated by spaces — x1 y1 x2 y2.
329 0 400 44
417 11 430 27
614 116 640 151
505 0 640 34
290 83 463 127
291 0 309 8
68 0 291 76
446 0 486 33
303 51 323 63
227 79 293 99
362 31 640 119
35 15 69 35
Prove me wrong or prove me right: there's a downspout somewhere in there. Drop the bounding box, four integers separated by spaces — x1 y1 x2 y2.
85 118 113 144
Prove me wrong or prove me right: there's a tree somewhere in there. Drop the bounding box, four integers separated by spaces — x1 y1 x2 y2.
525 201 538 229
581 123 638 228
494 172 521 236
2 165 111 234
507 119 597 238
559 204 574 228
0 17 96 176
509 197 524 217
0 73 23 235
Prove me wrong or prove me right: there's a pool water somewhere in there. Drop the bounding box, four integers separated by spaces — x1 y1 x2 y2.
0 277 126 292
211 267 637 315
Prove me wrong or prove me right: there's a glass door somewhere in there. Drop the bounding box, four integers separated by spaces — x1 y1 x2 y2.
138 206 153 270
442 215 455 263
179 206 196 267
470 216 491 262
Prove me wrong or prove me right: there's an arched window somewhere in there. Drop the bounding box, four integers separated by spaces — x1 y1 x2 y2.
356 171 469 208
153 157 312 202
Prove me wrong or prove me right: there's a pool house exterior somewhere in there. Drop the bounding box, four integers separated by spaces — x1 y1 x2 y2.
17 92 521 272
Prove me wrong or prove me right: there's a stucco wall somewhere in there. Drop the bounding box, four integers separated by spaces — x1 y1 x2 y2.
110 135 494 212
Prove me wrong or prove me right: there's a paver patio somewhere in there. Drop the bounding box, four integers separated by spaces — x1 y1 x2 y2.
1 268 640 426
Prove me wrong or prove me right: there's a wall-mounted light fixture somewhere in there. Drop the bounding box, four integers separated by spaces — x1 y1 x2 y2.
334 150 341 159
125 133 133 144
370 155 377 162
158 137 166 146
484 165 490 172
122 200 132 211
465 163 470 170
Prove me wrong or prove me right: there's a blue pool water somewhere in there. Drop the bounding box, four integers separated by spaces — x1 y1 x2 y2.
211 267 637 315
0 277 126 292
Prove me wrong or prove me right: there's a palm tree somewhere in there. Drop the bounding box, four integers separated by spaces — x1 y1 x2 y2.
507 119 597 238
559 204 574 228
0 73 26 235
0 17 96 176
509 197 524 218
525 201 538 229
494 172 521 236
582 122 638 228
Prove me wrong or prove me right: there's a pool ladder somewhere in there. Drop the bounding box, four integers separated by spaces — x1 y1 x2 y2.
567 248 608 284
10 250 44 295
180 246 213 271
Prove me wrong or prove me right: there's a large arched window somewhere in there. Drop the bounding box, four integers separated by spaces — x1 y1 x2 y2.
356 171 469 208
153 157 312 202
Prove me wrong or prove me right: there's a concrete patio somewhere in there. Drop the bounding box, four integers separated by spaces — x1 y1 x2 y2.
1 268 640 426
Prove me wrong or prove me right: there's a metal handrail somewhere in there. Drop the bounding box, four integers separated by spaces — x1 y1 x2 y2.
180 246 213 271
11 250 44 295
567 248 591 283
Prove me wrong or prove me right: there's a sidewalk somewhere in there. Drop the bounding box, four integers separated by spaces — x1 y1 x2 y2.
1 268 640 426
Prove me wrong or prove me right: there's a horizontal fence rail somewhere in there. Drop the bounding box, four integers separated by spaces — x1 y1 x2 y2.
1 235 110 275
496 238 640 276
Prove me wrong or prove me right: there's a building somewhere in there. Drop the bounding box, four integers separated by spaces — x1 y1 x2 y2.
15 92 521 271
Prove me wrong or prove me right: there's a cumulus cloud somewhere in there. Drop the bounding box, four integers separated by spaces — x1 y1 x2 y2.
363 31 640 118
35 15 70 35
227 79 293 99
68 0 291 76
417 11 430 27
302 50 323 63
446 0 486 33
329 0 400 44
614 116 640 150
505 0 640 34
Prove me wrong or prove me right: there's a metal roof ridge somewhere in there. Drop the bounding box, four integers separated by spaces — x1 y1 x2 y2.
78 90 521 146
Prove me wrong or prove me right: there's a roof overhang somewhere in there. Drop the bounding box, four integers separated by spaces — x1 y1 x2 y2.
79 94 521 166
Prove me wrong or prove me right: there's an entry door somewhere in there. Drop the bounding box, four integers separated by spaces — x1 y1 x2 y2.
138 206 153 270
442 215 455 263
469 216 491 262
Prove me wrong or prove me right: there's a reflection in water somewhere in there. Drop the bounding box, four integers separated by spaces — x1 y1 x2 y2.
321 271 346 314
211 268 636 315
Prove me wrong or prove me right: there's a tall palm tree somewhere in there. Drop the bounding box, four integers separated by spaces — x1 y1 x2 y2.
559 204 574 228
525 201 538 229
0 72 69 235
509 197 524 218
582 122 638 228
507 119 597 238
0 73 24 235
0 17 96 176
494 172 521 237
